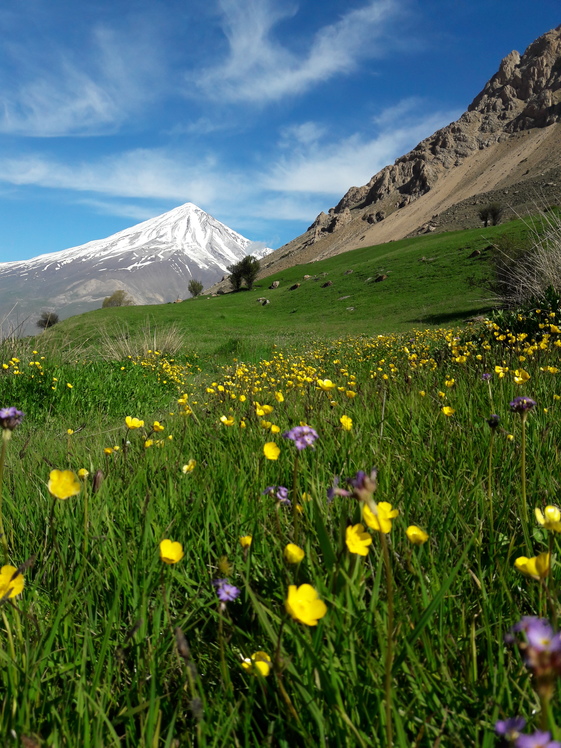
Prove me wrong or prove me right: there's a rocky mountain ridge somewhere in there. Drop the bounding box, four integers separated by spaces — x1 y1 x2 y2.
221 24 561 288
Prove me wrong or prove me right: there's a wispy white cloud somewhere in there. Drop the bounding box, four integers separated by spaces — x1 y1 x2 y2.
193 0 403 103
0 101 460 237
263 104 460 195
0 22 165 136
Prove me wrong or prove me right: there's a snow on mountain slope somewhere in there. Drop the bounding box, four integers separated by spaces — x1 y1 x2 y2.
0 202 273 335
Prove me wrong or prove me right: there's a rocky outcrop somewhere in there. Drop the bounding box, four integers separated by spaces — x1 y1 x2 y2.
305 25 561 238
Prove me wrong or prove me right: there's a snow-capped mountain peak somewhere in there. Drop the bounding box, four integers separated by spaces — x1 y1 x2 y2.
0 202 274 334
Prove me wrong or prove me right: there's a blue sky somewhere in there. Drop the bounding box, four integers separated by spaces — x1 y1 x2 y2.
0 0 559 263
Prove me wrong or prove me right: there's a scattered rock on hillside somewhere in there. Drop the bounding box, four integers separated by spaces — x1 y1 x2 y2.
374 275 388 282
289 283 300 291
321 281 333 288
269 280 280 289
468 249 482 258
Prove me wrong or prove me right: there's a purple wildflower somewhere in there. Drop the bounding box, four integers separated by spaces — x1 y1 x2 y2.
482 372 492 381
282 425 319 451
347 468 378 503
507 616 561 701
487 414 500 429
262 485 291 505
495 717 526 740
213 579 240 603
327 476 351 503
515 731 561 748
0 407 24 432
510 396 537 415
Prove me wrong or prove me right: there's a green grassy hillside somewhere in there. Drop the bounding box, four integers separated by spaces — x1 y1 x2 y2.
39 217 543 360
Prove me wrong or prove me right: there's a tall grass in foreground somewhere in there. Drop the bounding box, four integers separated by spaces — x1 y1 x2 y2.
1 320 561 745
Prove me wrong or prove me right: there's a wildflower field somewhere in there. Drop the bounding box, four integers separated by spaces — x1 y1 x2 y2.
3 310 561 747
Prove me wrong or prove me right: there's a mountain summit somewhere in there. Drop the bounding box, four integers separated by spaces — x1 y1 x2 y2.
0 202 271 333
249 24 561 281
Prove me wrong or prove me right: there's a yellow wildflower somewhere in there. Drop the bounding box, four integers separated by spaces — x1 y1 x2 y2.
339 415 353 431
535 506 561 532
241 651 271 677
285 584 327 626
0 565 24 599
514 552 550 580
182 459 196 473
125 416 144 429
362 501 399 533
284 543 305 563
48 469 81 500
345 524 372 556
441 406 455 416
159 539 184 564
406 525 429 545
263 442 280 460
240 536 252 548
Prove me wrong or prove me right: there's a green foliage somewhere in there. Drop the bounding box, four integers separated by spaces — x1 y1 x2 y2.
36 310 59 329
479 202 503 227
227 255 260 291
188 279 204 298
102 289 134 308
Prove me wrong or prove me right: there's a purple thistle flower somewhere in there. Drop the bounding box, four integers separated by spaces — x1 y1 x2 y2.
510 396 537 415
282 425 319 451
213 579 240 603
0 407 24 432
515 731 561 748
495 717 526 739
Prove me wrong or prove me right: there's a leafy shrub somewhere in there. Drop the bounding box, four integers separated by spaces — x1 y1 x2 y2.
102 290 134 308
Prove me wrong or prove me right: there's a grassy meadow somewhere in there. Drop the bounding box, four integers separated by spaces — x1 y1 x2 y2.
2 218 561 746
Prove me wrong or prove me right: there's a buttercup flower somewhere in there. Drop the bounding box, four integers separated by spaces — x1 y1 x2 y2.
240 535 252 548
48 469 81 500
515 552 550 580
0 565 24 599
125 416 144 429
213 579 240 603
441 406 455 416
182 460 196 473
220 415 235 426
284 543 305 563
263 442 280 460
159 539 184 564
406 525 429 545
285 584 327 626
317 379 336 391
282 425 319 451
152 421 165 432
339 415 353 431
241 651 271 677
77 468 89 479
345 524 372 556
535 506 561 532
362 501 399 533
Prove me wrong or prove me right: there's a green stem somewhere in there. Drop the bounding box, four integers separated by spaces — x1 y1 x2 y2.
291 452 300 544
487 430 494 536
380 531 394 748
520 416 532 553
0 438 9 562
